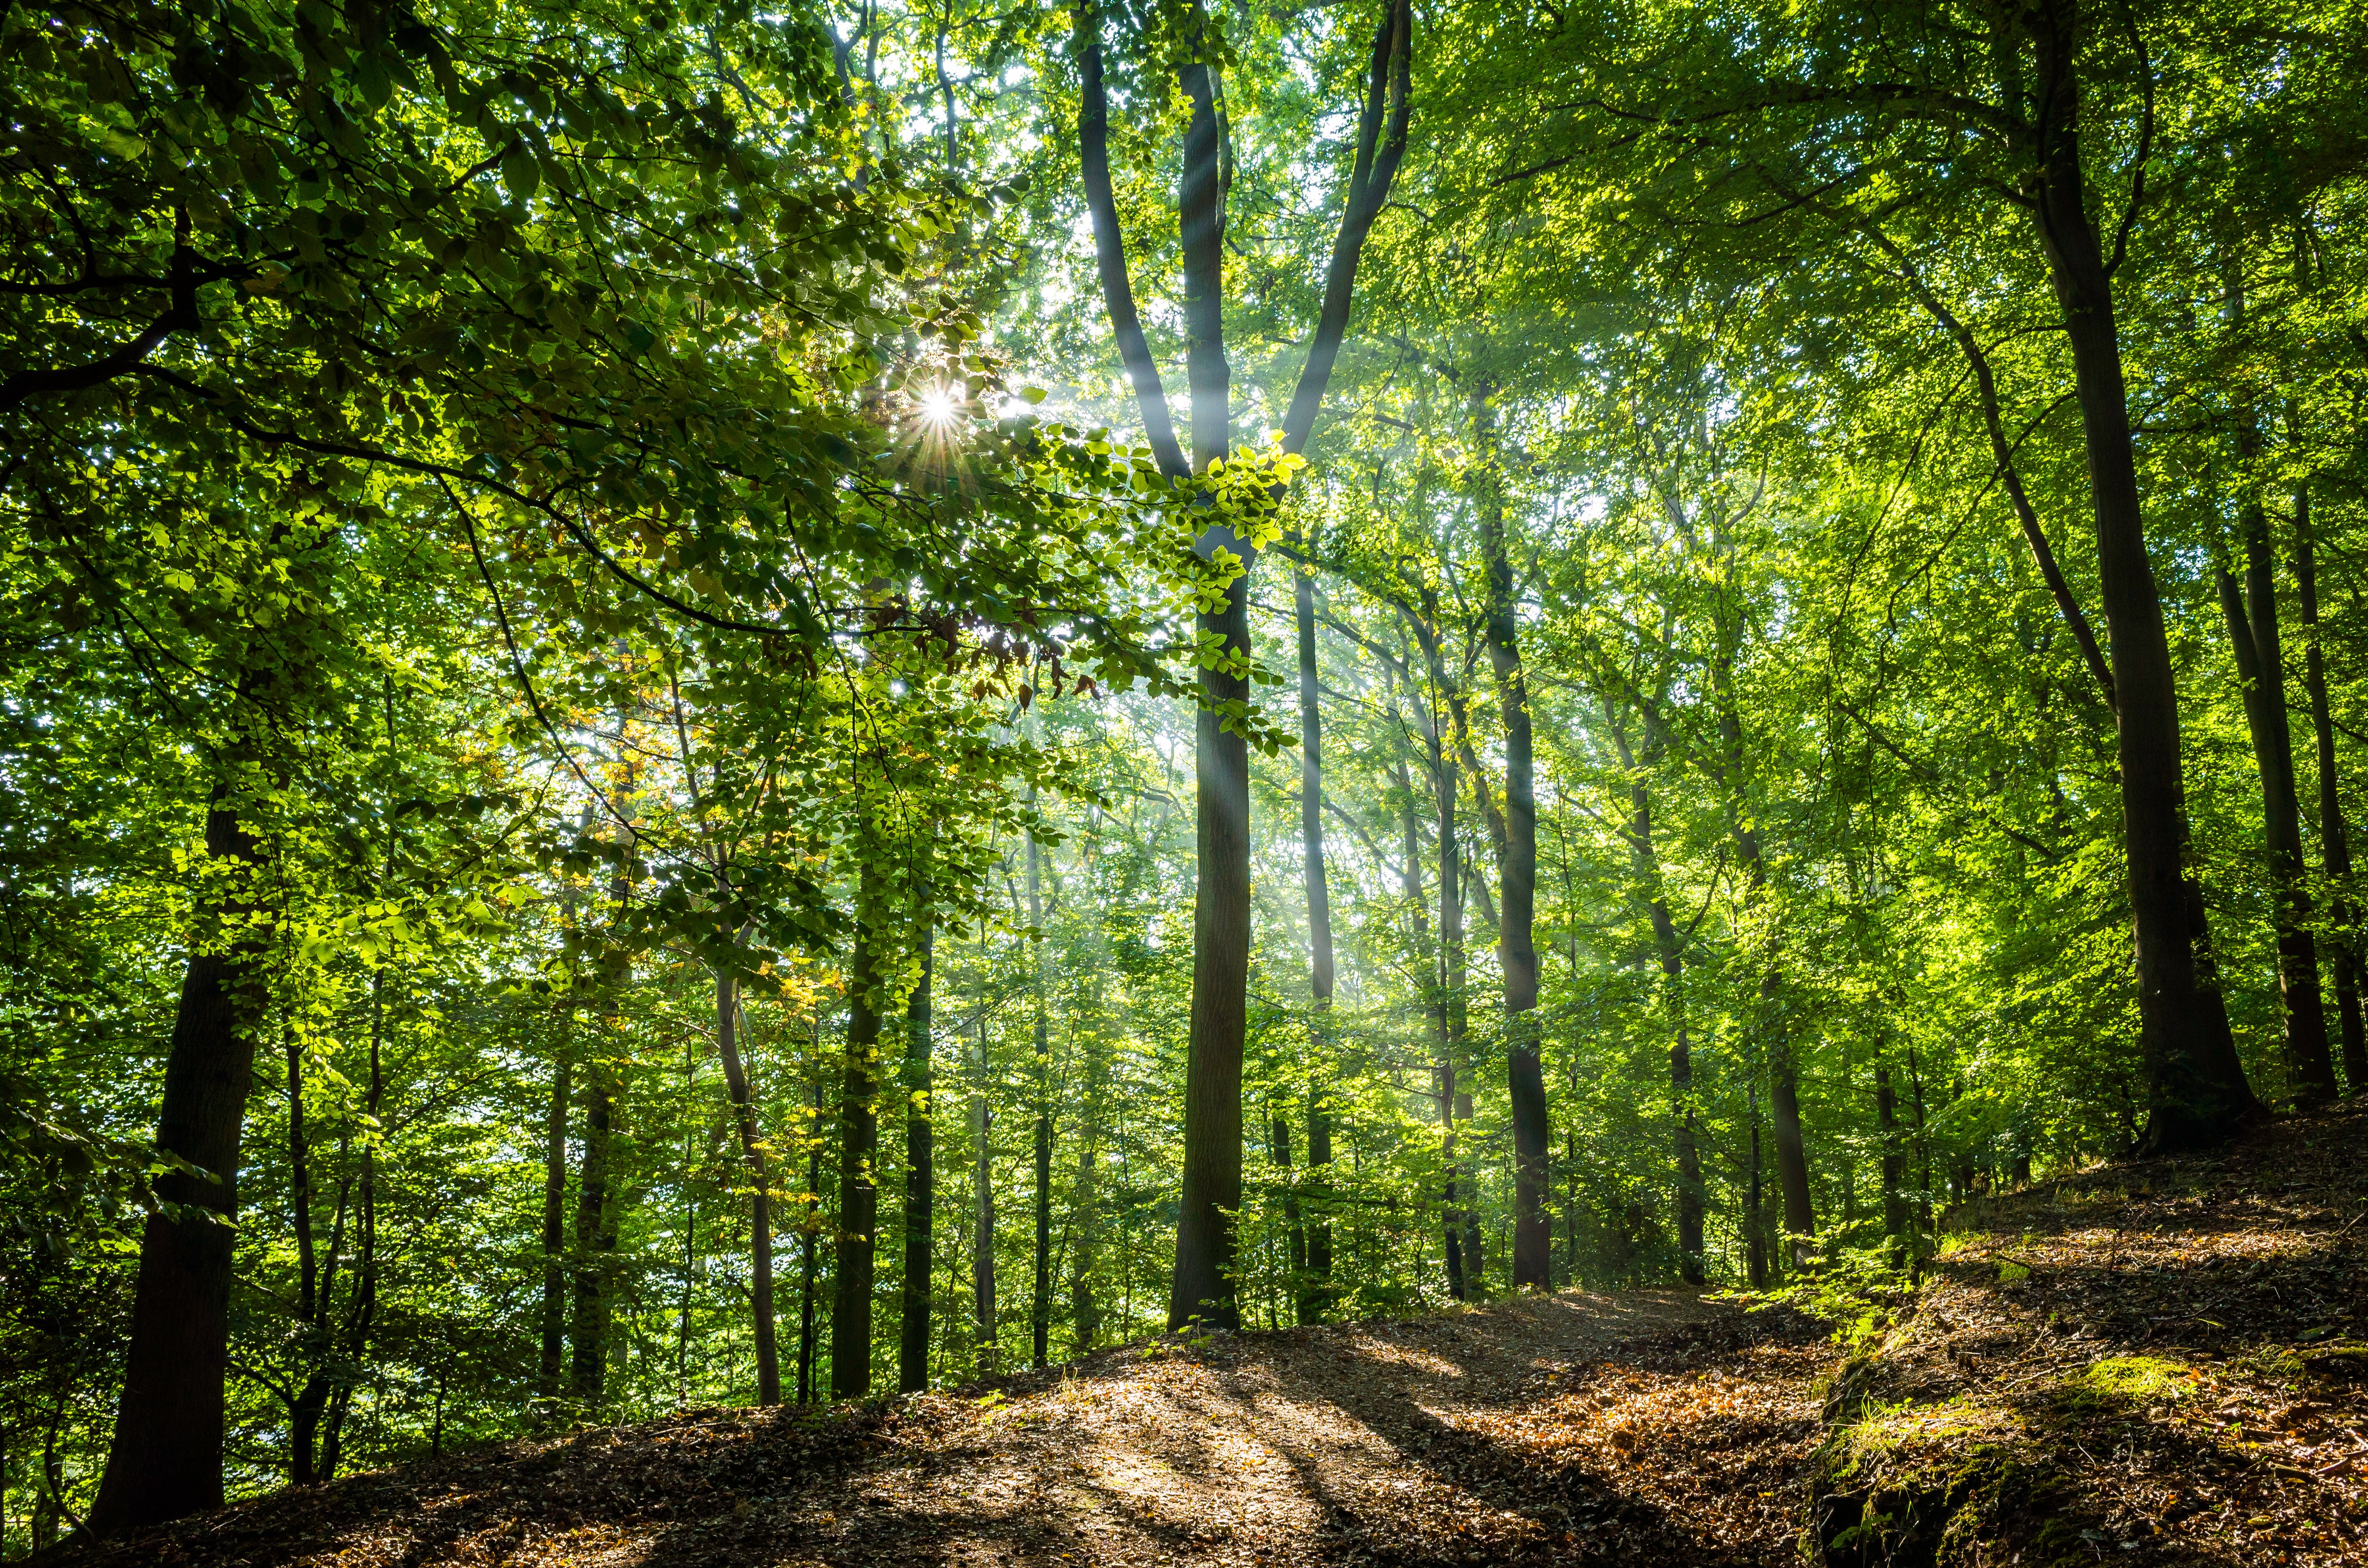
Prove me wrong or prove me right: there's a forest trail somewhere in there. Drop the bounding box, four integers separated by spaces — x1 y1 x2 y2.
63 1103 2368 1568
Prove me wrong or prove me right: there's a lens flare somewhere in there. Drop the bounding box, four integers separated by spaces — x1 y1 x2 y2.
918 388 958 424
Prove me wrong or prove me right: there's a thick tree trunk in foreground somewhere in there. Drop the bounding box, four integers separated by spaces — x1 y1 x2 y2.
2297 491 2368 1090
716 972 780 1404
2026 0 2253 1145
89 800 270 1531
900 918 935 1394
1295 567 1337 1321
832 917 884 1398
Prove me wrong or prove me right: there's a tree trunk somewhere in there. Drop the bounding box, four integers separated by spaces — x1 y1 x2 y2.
717 972 780 1404
538 1031 572 1399
1477 427 1550 1289
89 798 269 1532
1076 0 1408 1335
1294 567 1337 1321
2218 547 2338 1104
2025 0 2254 1145
832 913 883 1398
1027 826 1054 1367
2297 489 2368 1090
900 915 935 1394
569 1060 615 1406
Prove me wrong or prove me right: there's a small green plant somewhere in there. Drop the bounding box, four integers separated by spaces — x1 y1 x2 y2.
1721 1240 1911 1352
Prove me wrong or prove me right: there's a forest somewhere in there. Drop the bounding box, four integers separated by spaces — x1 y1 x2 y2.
4 0 2367 1554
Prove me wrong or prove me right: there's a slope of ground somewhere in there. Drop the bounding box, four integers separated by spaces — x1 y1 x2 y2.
1815 1099 2368 1566
54 1104 2368 1568
59 1289 1830 1568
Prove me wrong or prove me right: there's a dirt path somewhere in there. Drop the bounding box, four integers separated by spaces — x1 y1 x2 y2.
87 1288 1832 1568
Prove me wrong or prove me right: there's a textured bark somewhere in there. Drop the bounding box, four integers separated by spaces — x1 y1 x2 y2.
2025 0 2254 1146
2297 490 2368 1090
1295 569 1336 1321
716 972 780 1404
832 915 883 1398
900 917 935 1394
568 1061 615 1405
89 798 269 1532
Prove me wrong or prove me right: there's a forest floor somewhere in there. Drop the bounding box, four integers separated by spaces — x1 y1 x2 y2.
62 1102 2368 1568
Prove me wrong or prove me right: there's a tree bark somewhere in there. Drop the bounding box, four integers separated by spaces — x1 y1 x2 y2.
2025 0 2254 1145
1295 568 1337 1321
89 797 270 1531
568 1060 615 1406
1476 412 1550 1289
2297 489 2368 1090
900 914 935 1393
832 912 883 1398
2218 547 2338 1103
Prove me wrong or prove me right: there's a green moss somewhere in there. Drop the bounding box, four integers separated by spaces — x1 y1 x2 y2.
2080 1355 2194 1404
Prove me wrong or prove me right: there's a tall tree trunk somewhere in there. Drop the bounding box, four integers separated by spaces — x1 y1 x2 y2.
320 964 386 1480
2218 546 2338 1103
1476 417 1550 1289
1027 826 1054 1366
1076 0 1408 1335
569 1060 615 1406
900 914 935 1394
89 796 270 1531
2219 269 2336 1104
2025 0 2253 1145
538 1029 572 1399
2297 488 2368 1090
1294 567 1337 1321
832 911 883 1399
717 972 780 1404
